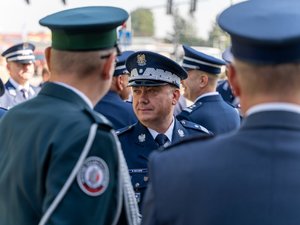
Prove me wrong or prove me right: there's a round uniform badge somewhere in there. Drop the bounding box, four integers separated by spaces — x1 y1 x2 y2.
77 156 109 196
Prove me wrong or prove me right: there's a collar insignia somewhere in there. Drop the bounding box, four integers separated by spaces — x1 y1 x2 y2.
178 129 185 137
138 133 146 142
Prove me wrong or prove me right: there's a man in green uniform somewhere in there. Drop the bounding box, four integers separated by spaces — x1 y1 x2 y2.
0 6 139 225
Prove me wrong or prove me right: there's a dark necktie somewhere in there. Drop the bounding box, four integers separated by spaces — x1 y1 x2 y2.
21 89 29 99
155 133 169 147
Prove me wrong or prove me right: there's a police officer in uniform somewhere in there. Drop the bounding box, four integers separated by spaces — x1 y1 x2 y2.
0 79 7 117
0 42 40 109
177 45 240 135
217 47 240 108
142 1 300 224
0 6 139 225
94 50 137 129
117 51 212 208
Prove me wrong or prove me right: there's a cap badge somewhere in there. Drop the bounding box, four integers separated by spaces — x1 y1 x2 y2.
77 156 109 196
138 133 146 142
178 129 185 137
137 54 146 66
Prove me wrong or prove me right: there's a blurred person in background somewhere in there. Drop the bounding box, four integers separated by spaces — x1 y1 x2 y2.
217 46 240 108
0 42 40 109
94 50 137 129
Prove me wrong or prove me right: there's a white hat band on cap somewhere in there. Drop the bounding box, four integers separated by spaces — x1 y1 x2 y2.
183 56 223 69
181 63 199 70
4 49 34 58
7 55 35 62
115 65 127 71
129 68 181 86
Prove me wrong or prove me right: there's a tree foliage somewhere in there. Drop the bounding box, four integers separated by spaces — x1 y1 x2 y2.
207 22 230 50
165 11 207 46
131 8 155 37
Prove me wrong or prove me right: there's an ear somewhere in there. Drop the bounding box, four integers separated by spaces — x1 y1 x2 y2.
102 54 116 80
116 75 124 91
6 62 10 71
199 74 208 88
227 64 240 97
172 88 181 105
44 47 52 72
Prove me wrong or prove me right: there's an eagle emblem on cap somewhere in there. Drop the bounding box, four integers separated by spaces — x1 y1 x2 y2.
137 54 146 66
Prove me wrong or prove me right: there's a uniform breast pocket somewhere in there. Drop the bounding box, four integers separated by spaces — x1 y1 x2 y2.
128 168 148 204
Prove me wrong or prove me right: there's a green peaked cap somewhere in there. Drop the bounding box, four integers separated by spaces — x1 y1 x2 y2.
39 6 129 51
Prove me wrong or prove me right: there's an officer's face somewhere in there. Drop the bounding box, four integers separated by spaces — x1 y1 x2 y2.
182 70 201 102
119 74 131 100
7 61 34 84
132 85 179 127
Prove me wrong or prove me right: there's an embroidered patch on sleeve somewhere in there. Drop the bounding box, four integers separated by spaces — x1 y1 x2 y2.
77 156 109 196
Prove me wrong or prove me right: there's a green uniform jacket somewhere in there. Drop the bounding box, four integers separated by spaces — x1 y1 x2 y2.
0 83 123 225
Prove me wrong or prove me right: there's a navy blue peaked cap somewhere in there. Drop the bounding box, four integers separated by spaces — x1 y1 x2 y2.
114 50 135 76
39 6 128 51
218 0 300 64
2 42 35 64
222 47 233 64
126 51 187 88
182 45 226 75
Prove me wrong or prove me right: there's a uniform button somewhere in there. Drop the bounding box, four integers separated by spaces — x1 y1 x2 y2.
135 183 140 188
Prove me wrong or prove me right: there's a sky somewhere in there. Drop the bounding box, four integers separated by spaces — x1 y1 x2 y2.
0 0 242 40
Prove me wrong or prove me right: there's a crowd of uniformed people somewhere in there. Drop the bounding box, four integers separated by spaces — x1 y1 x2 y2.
0 0 300 224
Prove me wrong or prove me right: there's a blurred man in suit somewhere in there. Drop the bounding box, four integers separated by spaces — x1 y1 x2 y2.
142 1 300 225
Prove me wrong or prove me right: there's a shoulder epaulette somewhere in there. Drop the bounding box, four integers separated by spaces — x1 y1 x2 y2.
179 119 213 135
182 102 202 114
116 123 136 135
164 133 214 151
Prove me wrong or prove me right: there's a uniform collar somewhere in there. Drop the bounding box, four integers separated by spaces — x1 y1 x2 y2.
246 103 300 116
9 77 31 91
53 82 93 109
194 91 219 103
147 117 175 142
